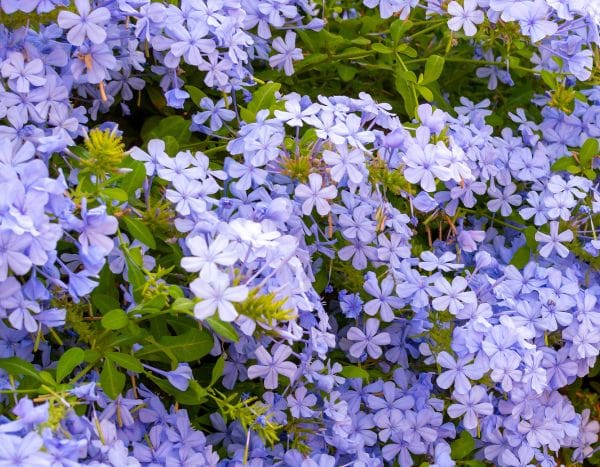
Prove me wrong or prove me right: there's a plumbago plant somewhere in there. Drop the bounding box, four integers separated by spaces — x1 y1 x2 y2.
0 0 600 466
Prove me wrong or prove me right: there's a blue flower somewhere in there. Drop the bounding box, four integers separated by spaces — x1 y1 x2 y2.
57 0 111 46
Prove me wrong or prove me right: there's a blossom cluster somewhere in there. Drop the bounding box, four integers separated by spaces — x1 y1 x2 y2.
0 0 598 466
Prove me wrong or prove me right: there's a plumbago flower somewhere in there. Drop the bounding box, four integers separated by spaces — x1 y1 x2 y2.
0 0 599 465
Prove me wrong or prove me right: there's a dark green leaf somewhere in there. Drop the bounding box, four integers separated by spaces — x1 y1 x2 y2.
206 317 239 342
56 348 85 383
148 115 191 144
93 293 121 314
101 309 129 330
136 328 213 362
106 352 144 373
122 216 156 249
210 355 225 387
0 357 41 381
184 85 207 106
149 376 207 405
120 162 146 195
248 82 281 114
100 359 125 400
451 430 475 460
510 245 531 268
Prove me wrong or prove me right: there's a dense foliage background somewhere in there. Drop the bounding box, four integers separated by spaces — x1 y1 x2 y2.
0 0 599 465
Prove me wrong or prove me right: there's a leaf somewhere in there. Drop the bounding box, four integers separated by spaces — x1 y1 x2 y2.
56 348 85 383
149 376 207 405
101 309 129 330
206 317 239 342
551 156 575 172
100 359 125 400
106 352 144 373
579 138 599 168
336 63 356 82
371 43 392 54
422 55 445 84
524 226 538 250
124 253 145 302
184 85 207 106
171 297 195 313
210 355 225 387
101 188 129 202
0 357 41 381
248 82 281 114
93 293 121 314
417 84 434 102
340 365 370 381
120 161 146 195
148 115 191 145
510 245 531 269
540 70 556 89
136 329 213 362
395 70 418 118
390 19 413 44
451 430 475 460
122 216 156 249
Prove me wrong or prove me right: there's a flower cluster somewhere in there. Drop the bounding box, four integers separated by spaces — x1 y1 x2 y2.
0 0 598 466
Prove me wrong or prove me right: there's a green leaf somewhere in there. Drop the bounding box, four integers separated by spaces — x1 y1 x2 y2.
551 156 575 172
510 245 531 268
579 138 599 168
101 309 129 330
171 297 195 313
451 431 475 460
136 329 213 362
336 63 356 82
416 84 434 102
584 168 596 180
0 357 41 381
340 365 370 381
149 376 208 405
93 293 121 314
524 226 537 250
206 317 239 342
390 19 413 44
248 82 281 115
122 216 156 249
184 85 207 106
101 188 129 202
371 43 392 54
540 70 556 89
100 359 125 400
120 161 146 195
106 352 144 373
123 249 146 303
56 348 85 383
148 115 191 145
210 355 225 387
422 55 445 84
395 70 418 118
146 86 167 112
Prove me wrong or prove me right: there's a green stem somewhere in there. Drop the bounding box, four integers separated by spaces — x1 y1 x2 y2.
405 57 537 74
461 208 525 231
